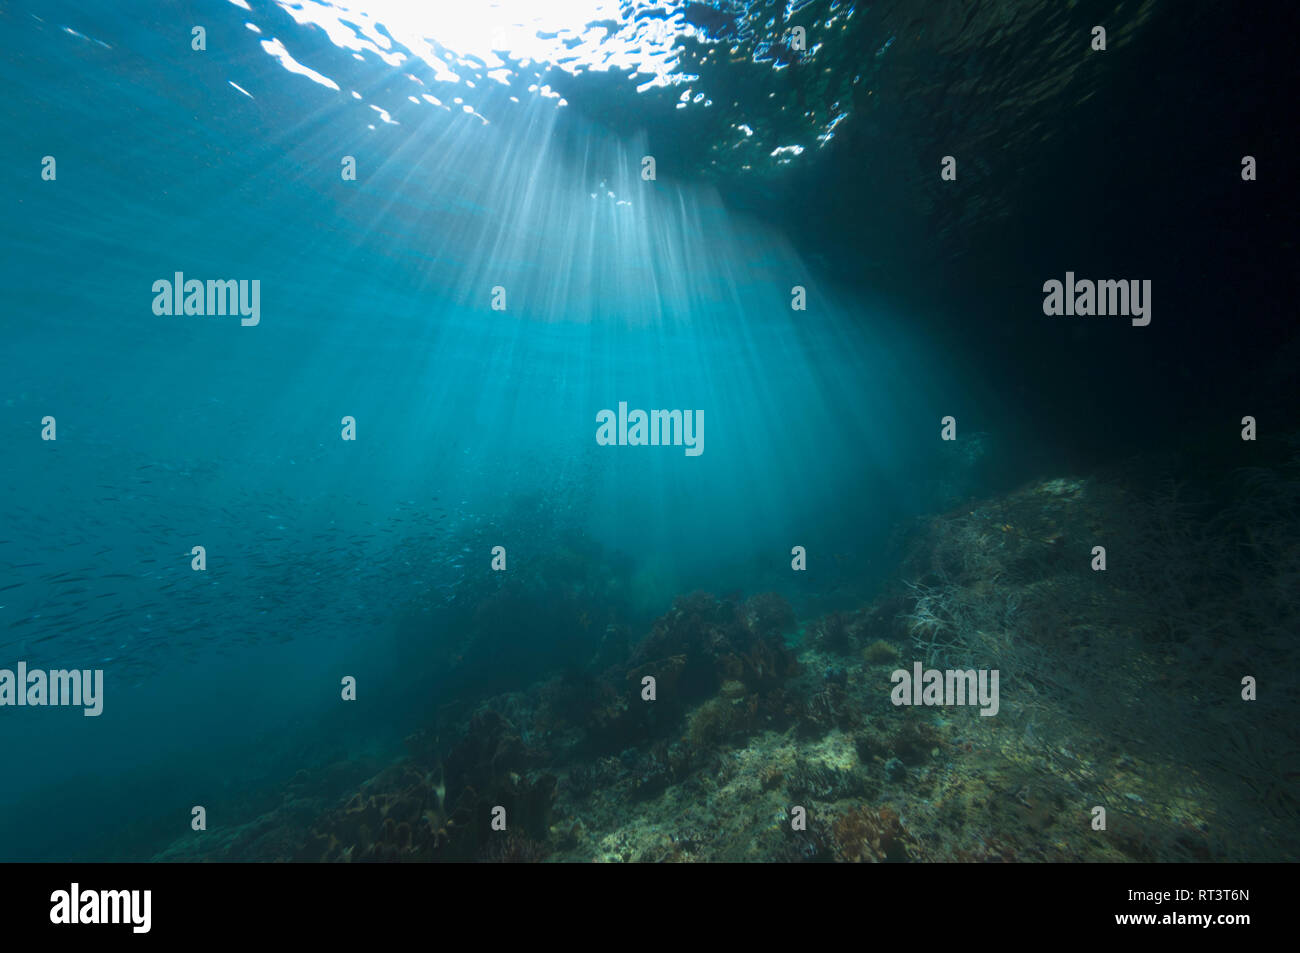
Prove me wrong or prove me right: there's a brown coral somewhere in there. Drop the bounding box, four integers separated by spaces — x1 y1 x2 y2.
831 805 918 862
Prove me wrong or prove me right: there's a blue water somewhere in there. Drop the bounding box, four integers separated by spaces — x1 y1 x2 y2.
0 1 1004 860
14 1 1287 866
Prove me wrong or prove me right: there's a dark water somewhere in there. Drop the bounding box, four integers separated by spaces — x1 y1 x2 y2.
0 1 1296 862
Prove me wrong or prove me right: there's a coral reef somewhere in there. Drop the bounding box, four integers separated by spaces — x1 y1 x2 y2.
150 440 1300 863
831 805 917 862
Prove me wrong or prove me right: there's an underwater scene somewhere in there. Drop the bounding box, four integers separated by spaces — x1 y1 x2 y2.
1 0 1297 871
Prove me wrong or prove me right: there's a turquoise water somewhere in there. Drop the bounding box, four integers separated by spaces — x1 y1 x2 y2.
0 1 974 859
2 2 1295 862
